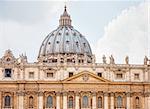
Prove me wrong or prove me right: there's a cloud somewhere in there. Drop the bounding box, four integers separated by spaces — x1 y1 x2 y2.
0 2 63 62
0 1 63 24
95 2 149 64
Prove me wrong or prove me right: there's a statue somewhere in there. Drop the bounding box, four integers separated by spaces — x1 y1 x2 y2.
102 55 106 64
125 56 129 64
144 56 148 65
110 55 115 64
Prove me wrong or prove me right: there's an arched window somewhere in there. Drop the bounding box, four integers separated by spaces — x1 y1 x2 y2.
4 95 11 107
29 96 34 108
135 97 140 108
98 96 102 108
68 96 73 108
82 95 88 108
47 96 53 108
117 96 122 108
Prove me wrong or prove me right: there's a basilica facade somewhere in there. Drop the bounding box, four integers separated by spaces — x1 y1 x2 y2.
0 6 150 109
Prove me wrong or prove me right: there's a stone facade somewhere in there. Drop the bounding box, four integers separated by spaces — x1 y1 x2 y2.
0 6 150 109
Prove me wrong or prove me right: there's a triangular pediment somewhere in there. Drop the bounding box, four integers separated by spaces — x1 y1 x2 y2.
62 71 110 83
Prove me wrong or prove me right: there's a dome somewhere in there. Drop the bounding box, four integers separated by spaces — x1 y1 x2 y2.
39 26 92 56
38 6 93 64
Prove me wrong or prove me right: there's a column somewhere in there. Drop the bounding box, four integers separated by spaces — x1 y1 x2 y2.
75 92 80 109
38 92 43 109
18 91 24 109
126 93 130 109
63 92 67 109
110 93 114 109
56 92 61 109
0 91 1 109
92 92 96 109
144 94 148 109
148 94 150 109
104 93 108 109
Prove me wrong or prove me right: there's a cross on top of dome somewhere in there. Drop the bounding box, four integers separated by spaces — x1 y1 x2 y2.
59 5 72 26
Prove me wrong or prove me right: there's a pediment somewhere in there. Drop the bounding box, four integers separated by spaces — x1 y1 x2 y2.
62 71 110 83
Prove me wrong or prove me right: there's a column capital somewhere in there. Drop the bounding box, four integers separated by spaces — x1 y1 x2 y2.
38 91 44 96
17 91 25 96
92 91 97 96
126 92 131 97
56 91 61 96
62 91 68 96
144 92 150 97
110 92 115 96
75 91 80 96
104 92 109 96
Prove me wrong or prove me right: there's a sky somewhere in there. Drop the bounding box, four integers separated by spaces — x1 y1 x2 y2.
0 0 149 64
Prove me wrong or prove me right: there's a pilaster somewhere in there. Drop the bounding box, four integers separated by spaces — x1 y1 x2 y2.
75 92 80 109
104 92 108 109
56 92 61 109
17 91 25 109
63 92 67 109
92 92 96 109
38 91 43 109
0 91 1 109
110 93 114 109
126 92 131 109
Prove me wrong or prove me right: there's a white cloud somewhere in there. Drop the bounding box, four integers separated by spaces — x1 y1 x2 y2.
95 2 149 64
0 2 63 62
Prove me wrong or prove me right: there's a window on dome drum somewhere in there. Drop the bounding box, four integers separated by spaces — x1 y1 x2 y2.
82 95 88 108
116 73 123 79
135 97 140 109
69 72 73 77
47 73 54 78
97 96 102 108
4 69 12 77
4 95 11 107
29 72 34 79
29 96 34 108
46 96 53 108
97 72 102 77
117 96 123 108
134 73 140 80
68 96 73 108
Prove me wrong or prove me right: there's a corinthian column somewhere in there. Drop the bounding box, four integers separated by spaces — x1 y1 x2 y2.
18 91 24 109
0 91 1 109
110 93 114 109
56 92 61 109
92 92 96 109
63 92 67 109
148 94 150 109
38 92 43 109
126 93 130 109
104 93 108 109
75 92 80 109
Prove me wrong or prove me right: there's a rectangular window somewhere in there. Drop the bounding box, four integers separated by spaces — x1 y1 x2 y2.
97 73 102 77
29 72 34 78
134 73 140 80
69 72 73 77
5 69 12 77
116 73 123 79
47 73 53 78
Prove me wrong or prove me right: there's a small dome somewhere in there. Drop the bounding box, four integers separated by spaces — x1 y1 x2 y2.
38 6 93 63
